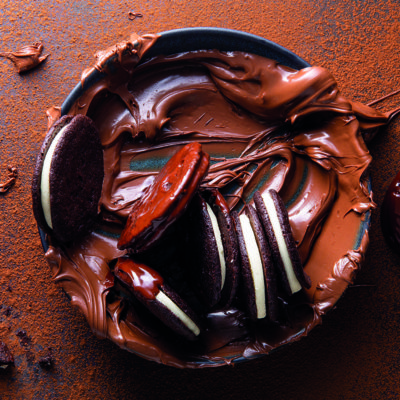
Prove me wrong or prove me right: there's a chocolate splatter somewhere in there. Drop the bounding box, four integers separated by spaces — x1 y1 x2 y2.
128 11 143 20
0 42 49 74
0 165 18 194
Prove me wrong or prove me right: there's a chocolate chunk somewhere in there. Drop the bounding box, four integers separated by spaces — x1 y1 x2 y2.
16 329 32 347
0 341 14 369
0 42 49 74
38 348 54 369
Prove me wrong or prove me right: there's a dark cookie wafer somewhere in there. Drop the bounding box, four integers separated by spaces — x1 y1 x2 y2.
188 190 239 309
254 189 311 296
114 257 201 341
118 142 209 253
207 189 240 307
32 114 104 243
233 205 278 321
187 194 223 309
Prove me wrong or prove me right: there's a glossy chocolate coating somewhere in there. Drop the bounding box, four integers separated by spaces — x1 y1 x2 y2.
117 142 209 252
114 258 163 300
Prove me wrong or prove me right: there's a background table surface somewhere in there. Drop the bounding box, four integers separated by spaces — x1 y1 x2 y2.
1 1 400 399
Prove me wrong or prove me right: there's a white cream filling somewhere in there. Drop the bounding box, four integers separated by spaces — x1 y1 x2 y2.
155 290 200 336
40 124 69 229
206 203 226 290
263 191 302 294
239 214 266 319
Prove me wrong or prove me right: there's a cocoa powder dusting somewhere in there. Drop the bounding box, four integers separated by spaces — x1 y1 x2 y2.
0 0 400 399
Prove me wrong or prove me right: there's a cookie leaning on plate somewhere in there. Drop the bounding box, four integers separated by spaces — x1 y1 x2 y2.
32 115 104 243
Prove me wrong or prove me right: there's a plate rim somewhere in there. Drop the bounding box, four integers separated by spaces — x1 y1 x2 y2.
60 27 311 116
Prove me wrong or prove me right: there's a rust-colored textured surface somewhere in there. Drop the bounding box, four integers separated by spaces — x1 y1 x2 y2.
1 0 400 399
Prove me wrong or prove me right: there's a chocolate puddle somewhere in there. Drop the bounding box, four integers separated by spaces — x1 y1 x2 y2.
42 33 397 368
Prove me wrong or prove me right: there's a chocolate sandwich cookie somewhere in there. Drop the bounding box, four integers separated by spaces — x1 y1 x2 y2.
188 189 239 309
254 189 311 296
118 142 209 253
32 114 104 243
233 205 278 321
114 257 201 341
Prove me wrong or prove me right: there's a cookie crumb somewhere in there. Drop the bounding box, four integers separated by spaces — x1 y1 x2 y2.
38 348 54 369
0 165 18 194
0 341 14 370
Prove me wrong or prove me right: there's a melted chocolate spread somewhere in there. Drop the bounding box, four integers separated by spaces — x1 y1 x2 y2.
44 33 396 368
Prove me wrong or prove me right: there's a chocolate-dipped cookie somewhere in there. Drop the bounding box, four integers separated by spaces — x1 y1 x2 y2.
188 189 239 309
254 189 311 296
114 257 201 341
233 205 278 321
32 114 104 243
118 142 209 253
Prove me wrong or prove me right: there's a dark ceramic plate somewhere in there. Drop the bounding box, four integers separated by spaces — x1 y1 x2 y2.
38 28 370 367
60 27 311 116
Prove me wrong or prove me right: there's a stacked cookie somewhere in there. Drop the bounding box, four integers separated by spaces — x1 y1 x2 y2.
234 190 311 323
113 143 311 338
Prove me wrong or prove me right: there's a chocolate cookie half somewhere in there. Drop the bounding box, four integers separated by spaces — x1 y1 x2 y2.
188 189 239 309
254 189 311 296
233 206 278 321
32 115 104 243
117 142 209 253
114 257 201 341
